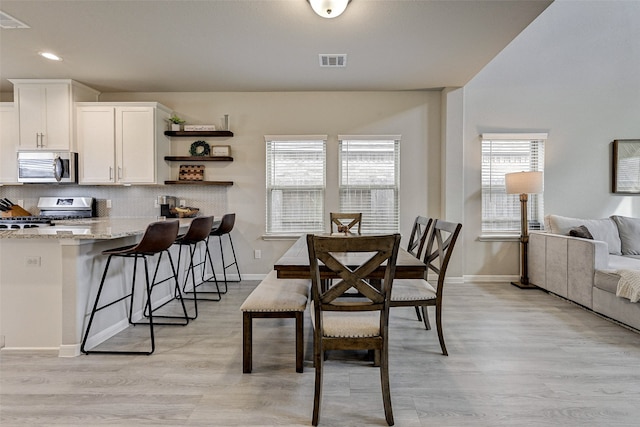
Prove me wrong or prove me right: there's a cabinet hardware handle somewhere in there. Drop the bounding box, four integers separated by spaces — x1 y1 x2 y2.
118 167 122 179
109 166 113 180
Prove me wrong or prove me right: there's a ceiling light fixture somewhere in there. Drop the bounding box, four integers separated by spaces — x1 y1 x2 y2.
39 52 62 61
308 0 351 19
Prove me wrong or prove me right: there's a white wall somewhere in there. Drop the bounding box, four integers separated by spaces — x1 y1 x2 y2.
462 1 640 278
89 91 442 275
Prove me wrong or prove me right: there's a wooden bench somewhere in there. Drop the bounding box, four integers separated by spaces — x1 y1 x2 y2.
240 270 310 373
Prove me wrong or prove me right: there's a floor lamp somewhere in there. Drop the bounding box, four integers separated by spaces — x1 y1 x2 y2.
505 171 543 289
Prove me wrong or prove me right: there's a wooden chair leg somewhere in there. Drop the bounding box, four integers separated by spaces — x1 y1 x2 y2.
295 312 304 373
414 305 422 321
243 312 253 373
312 341 323 426
435 304 447 356
421 306 431 330
380 345 394 426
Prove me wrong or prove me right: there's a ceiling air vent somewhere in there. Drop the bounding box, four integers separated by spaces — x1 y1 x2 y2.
319 54 347 68
0 11 30 29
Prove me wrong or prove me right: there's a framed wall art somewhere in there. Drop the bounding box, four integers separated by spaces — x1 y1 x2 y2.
613 139 640 193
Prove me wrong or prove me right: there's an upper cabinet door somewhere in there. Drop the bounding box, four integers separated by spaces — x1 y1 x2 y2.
77 106 116 184
15 83 71 150
117 107 156 184
0 103 19 183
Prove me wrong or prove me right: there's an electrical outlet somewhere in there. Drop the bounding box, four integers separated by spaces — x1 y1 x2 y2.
106 199 112 209
18 199 24 206
25 256 41 267
154 199 159 208
254 249 261 259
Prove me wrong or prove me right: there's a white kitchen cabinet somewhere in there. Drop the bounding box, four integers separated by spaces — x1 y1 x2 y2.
76 103 171 185
0 103 19 184
10 79 99 151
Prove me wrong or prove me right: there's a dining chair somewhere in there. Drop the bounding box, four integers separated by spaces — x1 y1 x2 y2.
329 212 362 234
405 216 433 326
307 233 401 426
390 219 462 356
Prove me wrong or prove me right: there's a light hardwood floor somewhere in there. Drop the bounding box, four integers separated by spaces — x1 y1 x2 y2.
1 280 640 426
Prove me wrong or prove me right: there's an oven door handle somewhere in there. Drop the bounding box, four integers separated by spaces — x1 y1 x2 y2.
53 156 65 182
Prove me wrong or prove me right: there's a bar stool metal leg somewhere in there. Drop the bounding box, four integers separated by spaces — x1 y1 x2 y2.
80 220 181 355
141 249 190 325
175 216 219 309
205 213 241 292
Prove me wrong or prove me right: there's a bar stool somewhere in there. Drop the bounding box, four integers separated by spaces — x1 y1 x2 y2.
81 220 187 356
204 213 241 292
174 216 220 317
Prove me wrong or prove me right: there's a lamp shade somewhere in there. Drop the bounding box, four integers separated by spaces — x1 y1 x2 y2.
505 171 543 194
308 0 350 18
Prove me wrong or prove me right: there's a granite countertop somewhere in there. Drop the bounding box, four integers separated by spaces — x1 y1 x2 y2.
0 217 194 240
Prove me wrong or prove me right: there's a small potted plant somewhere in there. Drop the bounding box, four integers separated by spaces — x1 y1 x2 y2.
168 115 186 131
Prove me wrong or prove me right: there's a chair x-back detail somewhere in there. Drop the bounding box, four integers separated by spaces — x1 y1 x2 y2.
407 216 432 258
307 233 401 426
329 212 362 234
391 219 462 356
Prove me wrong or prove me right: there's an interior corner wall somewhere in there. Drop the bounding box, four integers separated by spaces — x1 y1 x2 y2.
460 0 640 278
441 87 464 278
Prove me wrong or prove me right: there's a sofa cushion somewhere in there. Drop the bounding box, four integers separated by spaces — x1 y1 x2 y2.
569 225 593 239
594 270 620 294
611 215 640 255
547 214 622 255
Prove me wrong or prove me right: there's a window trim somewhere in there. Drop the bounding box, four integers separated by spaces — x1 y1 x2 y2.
264 135 327 236
480 133 547 239
338 135 401 234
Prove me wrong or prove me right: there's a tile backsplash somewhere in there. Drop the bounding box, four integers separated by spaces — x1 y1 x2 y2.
0 185 229 218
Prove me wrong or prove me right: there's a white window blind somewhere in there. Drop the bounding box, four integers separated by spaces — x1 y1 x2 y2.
265 135 326 234
338 136 400 234
481 133 546 233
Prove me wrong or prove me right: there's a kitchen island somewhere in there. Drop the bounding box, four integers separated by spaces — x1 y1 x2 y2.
0 217 193 356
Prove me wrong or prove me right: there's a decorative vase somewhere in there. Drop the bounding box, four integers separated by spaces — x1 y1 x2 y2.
171 123 181 131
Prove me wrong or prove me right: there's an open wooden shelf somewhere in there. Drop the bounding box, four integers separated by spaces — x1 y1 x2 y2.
164 130 233 137
164 180 234 186
165 156 233 161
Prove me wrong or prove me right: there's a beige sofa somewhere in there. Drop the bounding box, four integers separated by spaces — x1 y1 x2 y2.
529 214 640 331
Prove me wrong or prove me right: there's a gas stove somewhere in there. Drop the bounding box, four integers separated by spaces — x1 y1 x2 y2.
0 216 53 229
0 197 96 229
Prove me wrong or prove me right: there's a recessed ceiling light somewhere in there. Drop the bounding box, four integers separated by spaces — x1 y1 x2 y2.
39 52 62 61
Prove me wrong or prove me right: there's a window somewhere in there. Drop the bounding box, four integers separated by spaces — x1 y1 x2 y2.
481 133 546 234
265 135 326 234
339 136 400 234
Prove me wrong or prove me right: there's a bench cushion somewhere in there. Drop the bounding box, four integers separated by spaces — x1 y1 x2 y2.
240 270 310 312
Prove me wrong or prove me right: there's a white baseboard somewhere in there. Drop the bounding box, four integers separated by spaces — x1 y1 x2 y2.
0 346 59 352
463 274 518 283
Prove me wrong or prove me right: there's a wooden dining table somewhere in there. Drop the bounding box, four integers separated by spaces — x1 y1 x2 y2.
273 234 426 280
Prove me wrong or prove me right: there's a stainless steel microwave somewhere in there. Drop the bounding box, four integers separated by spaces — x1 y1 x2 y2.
17 151 78 183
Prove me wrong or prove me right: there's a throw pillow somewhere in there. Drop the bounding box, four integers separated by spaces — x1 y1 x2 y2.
611 215 640 255
569 225 593 239
547 214 622 255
